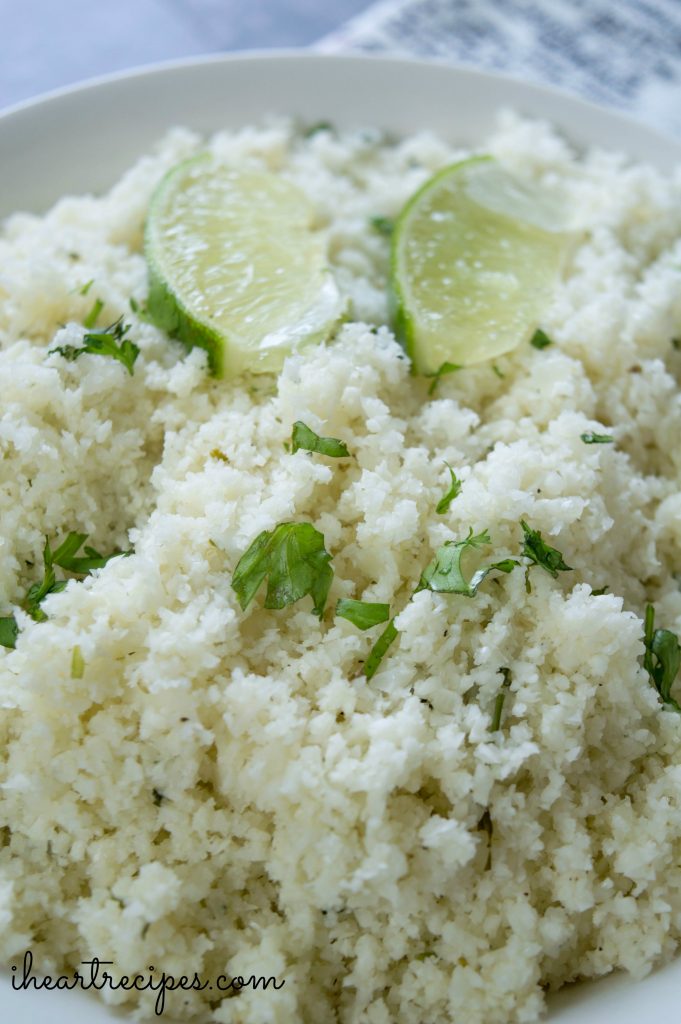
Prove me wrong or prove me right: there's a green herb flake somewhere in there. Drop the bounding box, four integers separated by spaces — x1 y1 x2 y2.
83 297 104 329
418 528 517 598
70 645 85 679
369 215 394 237
426 361 462 396
336 598 390 630
129 297 152 321
231 522 334 619
530 328 553 349
491 364 505 379
364 619 399 680
580 432 614 445
643 604 681 713
23 532 130 622
304 121 334 138
520 520 572 581
79 279 94 296
291 421 350 458
23 538 67 621
0 615 19 650
436 463 462 514
50 317 139 375
672 338 680 351
490 667 512 731
592 585 609 597
49 532 130 574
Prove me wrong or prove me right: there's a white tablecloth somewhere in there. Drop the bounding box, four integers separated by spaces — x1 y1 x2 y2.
319 0 681 137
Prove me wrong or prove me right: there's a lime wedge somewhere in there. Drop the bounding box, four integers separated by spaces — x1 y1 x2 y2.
145 156 346 377
391 156 570 374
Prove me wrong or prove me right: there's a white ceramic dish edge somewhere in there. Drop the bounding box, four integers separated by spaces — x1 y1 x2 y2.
1 49 680 219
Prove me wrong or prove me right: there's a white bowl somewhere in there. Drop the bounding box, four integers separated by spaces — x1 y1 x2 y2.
1 50 680 1024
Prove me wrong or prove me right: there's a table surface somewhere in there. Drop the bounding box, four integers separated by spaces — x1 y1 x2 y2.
0 0 371 109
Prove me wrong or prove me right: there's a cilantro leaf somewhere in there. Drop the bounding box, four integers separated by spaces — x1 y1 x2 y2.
520 520 572 581
50 317 139 375
304 120 334 137
83 297 104 329
129 297 153 322
336 598 390 630
0 615 18 649
417 528 517 598
364 619 399 680
490 667 512 731
643 604 681 713
426 361 462 396
23 532 130 622
436 463 462 514
580 432 614 445
530 328 553 349
291 421 350 458
361 529 516 681
369 215 394 237
23 538 66 621
231 522 334 618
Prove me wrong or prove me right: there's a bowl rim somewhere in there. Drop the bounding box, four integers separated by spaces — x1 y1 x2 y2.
0 46 678 154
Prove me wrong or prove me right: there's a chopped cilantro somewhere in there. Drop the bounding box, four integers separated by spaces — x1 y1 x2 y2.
129 297 153 322
231 522 333 619
530 328 553 349
83 297 104 329
79 279 94 296
50 317 139 375
0 615 18 649
592 585 609 596
336 598 390 630
426 361 462 396
291 421 350 458
210 448 229 463
436 464 462 514
70 645 85 679
364 619 399 680
23 532 130 623
418 528 517 598
643 604 681 713
491 364 505 379
580 432 614 445
369 215 394 237
24 538 68 622
520 520 572 587
304 121 334 137
490 667 512 731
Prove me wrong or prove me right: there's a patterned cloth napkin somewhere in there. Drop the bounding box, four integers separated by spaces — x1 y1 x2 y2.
316 0 681 137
